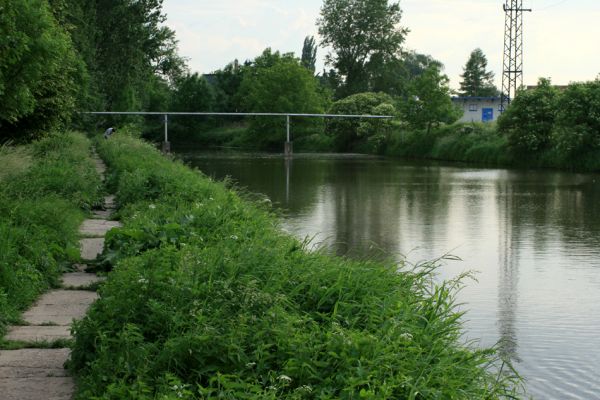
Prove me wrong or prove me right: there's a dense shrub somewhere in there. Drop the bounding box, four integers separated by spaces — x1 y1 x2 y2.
552 80 600 157
387 123 512 166
70 135 523 399
0 133 102 333
497 78 559 153
326 92 397 152
236 50 330 150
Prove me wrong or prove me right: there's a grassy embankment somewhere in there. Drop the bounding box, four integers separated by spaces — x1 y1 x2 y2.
0 133 102 337
178 121 600 172
69 133 523 399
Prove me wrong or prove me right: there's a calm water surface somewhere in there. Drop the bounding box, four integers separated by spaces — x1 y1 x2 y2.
180 151 600 400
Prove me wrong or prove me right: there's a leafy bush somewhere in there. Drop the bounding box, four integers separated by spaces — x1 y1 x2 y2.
236 49 330 150
552 80 600 158
497 78 559 153
70 134 523 399
387 123 511 166
326 92 396 152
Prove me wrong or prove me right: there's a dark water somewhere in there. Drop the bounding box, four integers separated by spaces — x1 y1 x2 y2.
180 151 600 400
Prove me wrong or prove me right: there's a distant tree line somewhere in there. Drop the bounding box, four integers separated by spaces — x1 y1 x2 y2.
0 0 185 141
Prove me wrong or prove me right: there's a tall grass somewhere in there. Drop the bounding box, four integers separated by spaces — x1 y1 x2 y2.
0 133 102 334
70 134 524 399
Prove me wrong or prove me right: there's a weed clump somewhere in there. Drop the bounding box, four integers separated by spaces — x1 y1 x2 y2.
0 133 102 333
70 135 523 399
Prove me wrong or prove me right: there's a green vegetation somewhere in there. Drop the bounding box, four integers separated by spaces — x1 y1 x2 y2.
327 92 396 152
0 133 102 335
0 0 183 141
318 0 408 97
459 49 498 97
69 135 522 399
237 50 330 150
402 65 462 134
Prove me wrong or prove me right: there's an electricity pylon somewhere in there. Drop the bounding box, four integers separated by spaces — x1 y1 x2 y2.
501 0 531 112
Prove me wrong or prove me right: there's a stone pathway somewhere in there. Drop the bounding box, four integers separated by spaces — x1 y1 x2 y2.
0 153 119 399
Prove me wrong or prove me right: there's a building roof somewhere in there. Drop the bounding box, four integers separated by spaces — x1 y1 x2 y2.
451 96 501 101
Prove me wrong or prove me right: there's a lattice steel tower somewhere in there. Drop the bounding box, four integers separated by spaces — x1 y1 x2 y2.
501 0 531 111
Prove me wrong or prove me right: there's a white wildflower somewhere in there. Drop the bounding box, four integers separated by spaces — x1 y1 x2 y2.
278 375 292 383
230 235 238 240
399 332 413 341
149 204 156 209
245 362 256 368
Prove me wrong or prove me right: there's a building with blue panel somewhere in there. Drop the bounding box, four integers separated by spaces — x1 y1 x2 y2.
452 96 503 123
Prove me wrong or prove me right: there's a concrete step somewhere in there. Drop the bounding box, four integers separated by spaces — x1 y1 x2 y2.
92 209 112 219
4 326 71 342
61 272 105 289
80 238 104 261
79 219 121 237
104 195 116 209
21 290 98 326
0 350 74 399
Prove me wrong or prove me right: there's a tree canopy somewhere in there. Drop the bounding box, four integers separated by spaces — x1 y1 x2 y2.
301 36 318 73
403 65 461 133
459 49 497 97
497 78 559 153
318 0 408 97
236 49 330 149
0 0 82 139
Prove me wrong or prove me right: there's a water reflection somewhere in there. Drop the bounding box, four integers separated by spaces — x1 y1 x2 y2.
180 151 600 399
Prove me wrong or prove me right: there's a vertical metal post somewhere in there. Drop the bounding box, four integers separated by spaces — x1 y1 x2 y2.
162 114 171 153
284 115 293 157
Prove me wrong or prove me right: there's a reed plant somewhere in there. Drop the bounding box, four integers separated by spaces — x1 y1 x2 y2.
70 134 524 399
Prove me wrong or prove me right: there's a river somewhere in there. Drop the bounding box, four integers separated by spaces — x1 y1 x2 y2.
178 151 600 400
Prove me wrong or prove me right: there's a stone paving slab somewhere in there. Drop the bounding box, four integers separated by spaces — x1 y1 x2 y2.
92 209 112 219
0 377 75 400
22 290 98 326
0 349 70 378
5 326 71 342
79 219 121 236
61 272 104 288
80 238 104 261
104 195 116 209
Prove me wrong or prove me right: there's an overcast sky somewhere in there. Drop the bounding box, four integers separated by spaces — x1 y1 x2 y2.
162 0 600 90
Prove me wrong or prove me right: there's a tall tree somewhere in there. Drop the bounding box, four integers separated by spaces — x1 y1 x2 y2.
403 65 461 133
0 0 83 140
459 48 497 97
301 36 318 73
237 51 329 149
317 0 408 97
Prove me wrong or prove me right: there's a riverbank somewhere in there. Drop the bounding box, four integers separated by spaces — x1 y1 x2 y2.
69 133 523 398
0 133 102 336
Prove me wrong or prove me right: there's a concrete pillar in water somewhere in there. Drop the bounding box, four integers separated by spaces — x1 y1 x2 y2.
162 114 170 153
284 115 293 157
284 141 293 157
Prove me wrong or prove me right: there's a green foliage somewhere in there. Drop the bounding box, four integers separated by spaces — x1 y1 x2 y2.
164 73 217 141
497 78 559 153
70 134 523 399
318 0 408 97
402 65 461 133
0 0 83 139
0 133 102 334
552 80 600 158
387 123 512 165
301 36 318 73
459 49 497 97
326 92 396 152
237 50 330 149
